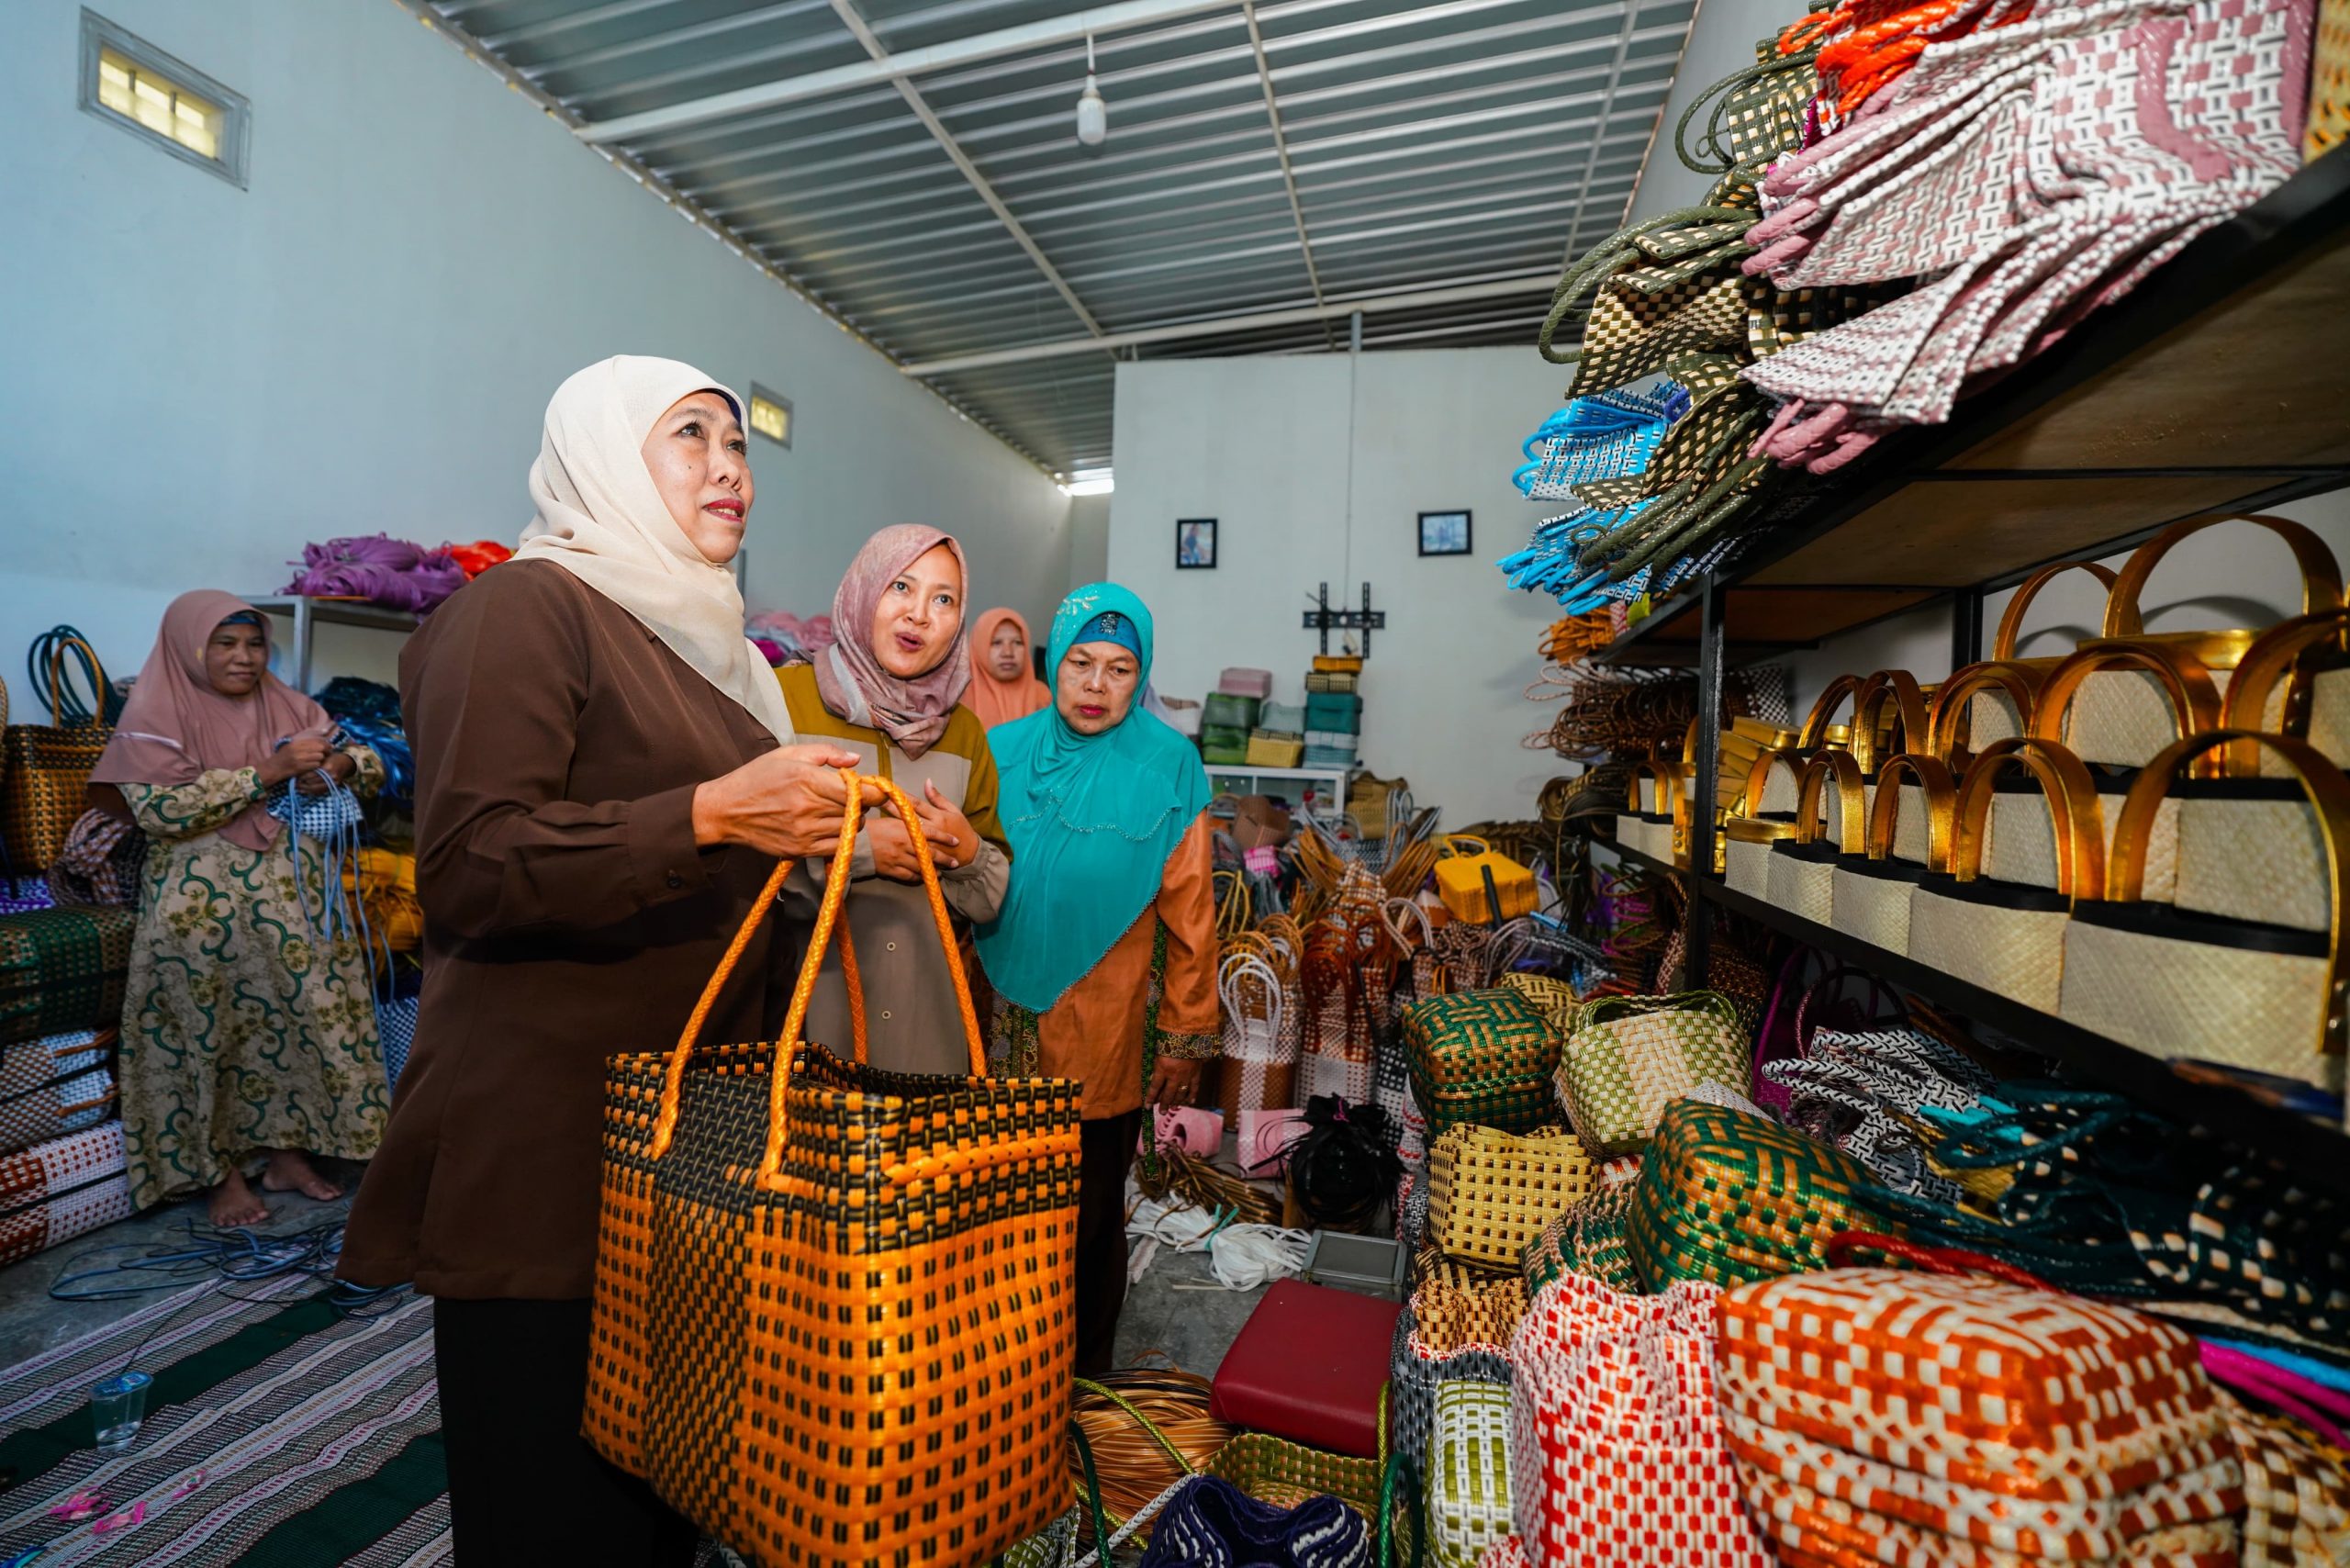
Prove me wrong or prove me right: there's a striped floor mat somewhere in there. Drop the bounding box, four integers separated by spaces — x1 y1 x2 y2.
0 1276 453 1565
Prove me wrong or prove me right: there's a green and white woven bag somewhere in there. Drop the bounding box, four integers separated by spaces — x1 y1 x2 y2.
1428 1381 1514 1568
1556 991 1749 1158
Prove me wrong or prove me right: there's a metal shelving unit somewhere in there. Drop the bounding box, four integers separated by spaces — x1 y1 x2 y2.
244 597 420 689
1571 148 2350 1182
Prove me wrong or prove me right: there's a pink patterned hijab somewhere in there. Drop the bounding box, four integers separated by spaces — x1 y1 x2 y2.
91 590 332 851
811 525 972 759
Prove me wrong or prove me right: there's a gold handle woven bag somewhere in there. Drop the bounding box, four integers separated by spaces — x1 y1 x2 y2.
1908 739 2104 1014
2060 732 2350 1095
1829 753 1959 958
586 774 1082 1567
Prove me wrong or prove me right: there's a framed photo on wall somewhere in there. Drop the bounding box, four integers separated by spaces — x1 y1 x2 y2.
1176 518 1218 569
1418 510 1472 556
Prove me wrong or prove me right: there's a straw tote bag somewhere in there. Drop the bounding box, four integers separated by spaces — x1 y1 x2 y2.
1849 668 1932 817
1723 747 1802 899
1927 660 2046 772
585 777 1081 1568
1620 760 1679 862
1763 751 1865 930
1908 739 2104 1014
1 634 115 878
1991 643 2215 900
2066 515 2344 767
1966 560 2121 745
1830 753 1957 957
2223 606 2350 776
2060 732 2350 1096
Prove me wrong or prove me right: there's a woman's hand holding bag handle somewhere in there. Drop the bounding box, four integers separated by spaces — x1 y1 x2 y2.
648 769 989 1175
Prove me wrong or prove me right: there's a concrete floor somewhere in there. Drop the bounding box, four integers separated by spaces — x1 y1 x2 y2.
0 1184 355 1371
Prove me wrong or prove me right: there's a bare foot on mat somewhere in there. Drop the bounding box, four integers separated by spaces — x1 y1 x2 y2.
260 1149 343 1203
209 1170 272 1229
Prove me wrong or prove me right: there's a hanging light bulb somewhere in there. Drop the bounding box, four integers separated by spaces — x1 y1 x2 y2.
1075 34 1107 151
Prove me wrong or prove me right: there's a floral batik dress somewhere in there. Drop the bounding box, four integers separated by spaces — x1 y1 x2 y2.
118 751 392 1207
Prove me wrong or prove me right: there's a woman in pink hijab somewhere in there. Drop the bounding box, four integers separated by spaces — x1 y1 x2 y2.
773 525 1013 1074
90 591 390 1228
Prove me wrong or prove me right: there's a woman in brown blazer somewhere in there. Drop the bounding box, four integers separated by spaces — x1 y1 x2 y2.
341 357 894 1565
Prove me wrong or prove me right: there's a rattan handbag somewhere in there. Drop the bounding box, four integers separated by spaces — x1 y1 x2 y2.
2060 732 2349 1095
1625 1100 1878 1289
1964 561 2120 744
2224 605 2350 774
1828 752 1956 956
1557 991 1748 1158
1908 738 2102 1014
1425 1124 1595 1271
1723 746 1803 899
1400 988 1559 1138
1 633 114 878
1762 750 1864 929
585 776 1080 1568
1928 660 2047 772
2065 515 2342 768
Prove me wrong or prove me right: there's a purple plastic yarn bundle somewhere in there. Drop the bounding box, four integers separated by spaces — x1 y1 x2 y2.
281 534 469 613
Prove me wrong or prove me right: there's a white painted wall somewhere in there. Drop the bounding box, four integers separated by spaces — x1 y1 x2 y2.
1067 495 1113 592
1109 349 1574 822
1627 0 1791 223
0 0 1070 701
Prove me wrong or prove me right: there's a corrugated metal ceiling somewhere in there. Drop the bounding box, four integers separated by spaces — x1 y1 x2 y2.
421 0 1695 475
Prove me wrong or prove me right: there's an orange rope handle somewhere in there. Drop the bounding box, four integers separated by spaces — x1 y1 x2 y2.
838 917 868 1065
755 772 987 1185
647 848 802 1162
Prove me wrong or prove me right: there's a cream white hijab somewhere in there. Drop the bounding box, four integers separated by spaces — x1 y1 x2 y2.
515 355 796 743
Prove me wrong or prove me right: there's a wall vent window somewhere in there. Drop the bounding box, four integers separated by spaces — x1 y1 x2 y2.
80 11 250 187
748 386 792 448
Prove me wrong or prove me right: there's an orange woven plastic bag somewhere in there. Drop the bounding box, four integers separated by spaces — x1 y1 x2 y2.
585 776 1083 1567
1716 1259 2244 1566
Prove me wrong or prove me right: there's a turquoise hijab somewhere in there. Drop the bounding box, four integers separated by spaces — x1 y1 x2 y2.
978 583 1212 1014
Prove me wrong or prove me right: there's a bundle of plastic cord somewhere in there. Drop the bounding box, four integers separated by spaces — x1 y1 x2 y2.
442 539 513 578
267 757 375 953
281 535 468 613
48 1214 406 1318
1126 1194 1308 1291
1136 1138 1281 1227
326 714 413 815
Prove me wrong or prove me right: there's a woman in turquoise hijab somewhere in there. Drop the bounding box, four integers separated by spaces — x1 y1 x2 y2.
978 583 1217 1375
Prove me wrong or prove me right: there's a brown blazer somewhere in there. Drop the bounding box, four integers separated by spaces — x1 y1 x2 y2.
340 561 789 1299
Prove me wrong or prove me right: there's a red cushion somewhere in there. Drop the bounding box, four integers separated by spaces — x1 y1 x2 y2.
1210 1279 1402 1458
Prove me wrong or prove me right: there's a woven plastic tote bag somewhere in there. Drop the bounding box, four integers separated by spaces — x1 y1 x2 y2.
1428 1381 1514 1568
1401 988 1559 1138
1557 991 1749 1158
2060 731 2350 1094
1716 1247 2244 1565
1426 1124 1595 1271
1625 1101 1877 1290
585 777 1081 1567
1 633 114 878
1507 1272 1767 1568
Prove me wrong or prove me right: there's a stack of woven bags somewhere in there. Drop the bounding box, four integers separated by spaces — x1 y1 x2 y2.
1 643 139 1271
1204 667 1270 766
1500 0 2326 610
1379 951 2350 1568
1305 657 1367 770
0 907 134 1270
